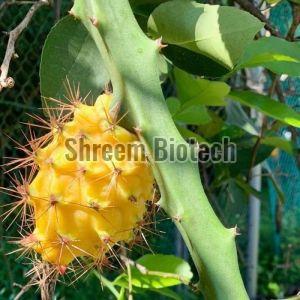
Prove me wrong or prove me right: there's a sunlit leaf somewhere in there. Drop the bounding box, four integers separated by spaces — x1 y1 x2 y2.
174 105 211 125
174 68 230 106
229 91 300 128
114 254 193 289
261 136 294 155
166 95 211 125
236 37 300 76
177 125 208 143
148 0 263 68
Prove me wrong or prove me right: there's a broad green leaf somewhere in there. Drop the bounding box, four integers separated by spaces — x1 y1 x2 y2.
166 95 211 125
113 280 182 300
197 111 224 138
150 287 183 300
130 0 168 13
220 134 274 176
174 68 230 106
261 136 294 155
229 144 274 176
130 0 169 32
229 91 300 128
117 288 126 300
266 0 282 4
136 254 193 283
162 44 229 78
236 37 300 76
114 254 193 289
166 97 181 115
226 101 259 136
40 16 109 102
174 105 211 125
93 271 122 299
177 125 208 143
214 124 246 141
148 0 263 69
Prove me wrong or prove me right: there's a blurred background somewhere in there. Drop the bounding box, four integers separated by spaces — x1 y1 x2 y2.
0 0 299 299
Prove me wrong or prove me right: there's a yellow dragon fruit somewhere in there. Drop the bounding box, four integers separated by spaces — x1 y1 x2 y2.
5 91 154 273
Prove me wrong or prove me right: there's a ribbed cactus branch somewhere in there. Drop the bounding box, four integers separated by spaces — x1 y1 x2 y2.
71 1 249 298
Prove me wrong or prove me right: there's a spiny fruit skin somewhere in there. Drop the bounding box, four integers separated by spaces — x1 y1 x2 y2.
26 93 154 268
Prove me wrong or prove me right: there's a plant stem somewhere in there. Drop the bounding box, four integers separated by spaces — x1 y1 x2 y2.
72 1 249 298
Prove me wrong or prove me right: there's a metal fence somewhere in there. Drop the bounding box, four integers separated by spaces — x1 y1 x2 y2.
0 2 71 298
0 1 71 155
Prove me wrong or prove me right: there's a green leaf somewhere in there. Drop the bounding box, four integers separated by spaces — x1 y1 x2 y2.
166 97 181 115
130 0 168 13
226 101 259 136
162 44 229 78
148 0 263 69
196 111 224 138
136 254 193 285
266 0 282 5
261 136 294 155
117 288 126 300
225 135 274 176
130 0 170 32
114 254 193 289
176 125 208 143
229 91 300 128
166 95 211 125
174 105 211 125
236 37 300 76
93 271 121 299
174 68 230 106
40 16 109 102
150 287 183 300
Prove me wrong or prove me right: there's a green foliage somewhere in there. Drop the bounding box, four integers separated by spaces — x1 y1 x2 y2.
130 0 168 14
176 125 208 143
236 37 300 76
174 68 230 106
161 45 229 78
167 96 211 125
148 0 263 69
3 0 300 299
229 90 300 127
114 254 193 289
40 16 109 101
266 0 282 5
261 136 294 155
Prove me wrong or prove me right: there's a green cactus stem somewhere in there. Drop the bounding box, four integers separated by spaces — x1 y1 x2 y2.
71 1 249 299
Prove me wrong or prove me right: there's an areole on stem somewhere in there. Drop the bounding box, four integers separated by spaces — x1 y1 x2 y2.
71 1 249 299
